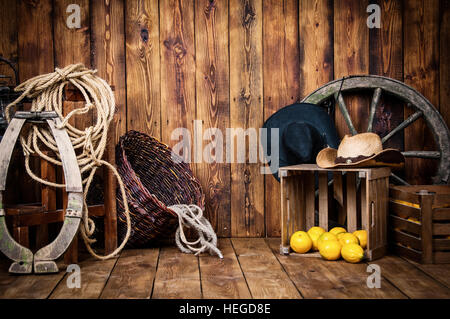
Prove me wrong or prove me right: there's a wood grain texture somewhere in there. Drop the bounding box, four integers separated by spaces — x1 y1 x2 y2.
195 0 231 237
50 255 117 299
91 0 127 142
152 246 201 299
333 0 370 135
54 0 90 68
199 238 251 298
374 255 450 298
263 0 300 237
267 238 406 298
440 0 450 129
160 0 195 150
229 0 264 237
369 0 404 150
0 259 65 298
231 238 301 298
0 0 18 86
403 0 440 184
125 0 161 139
101 248 159 299
299 0 334 98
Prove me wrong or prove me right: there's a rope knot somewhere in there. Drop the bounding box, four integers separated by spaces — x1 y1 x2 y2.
55 67 68 82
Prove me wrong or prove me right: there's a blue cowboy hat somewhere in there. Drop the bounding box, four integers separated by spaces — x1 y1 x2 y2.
262 103 339 181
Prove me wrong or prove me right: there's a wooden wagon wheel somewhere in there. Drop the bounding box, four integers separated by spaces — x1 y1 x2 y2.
302 75 450 185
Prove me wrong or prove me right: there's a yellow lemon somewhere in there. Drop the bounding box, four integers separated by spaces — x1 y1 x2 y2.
341 244 364 263
353 230 368 249
329 227 347 236
337 232 346 241
339 233 359 246
319 240 342 261
307 226 326 250
408 217 421 224
290 231 312 254
317 232 338 251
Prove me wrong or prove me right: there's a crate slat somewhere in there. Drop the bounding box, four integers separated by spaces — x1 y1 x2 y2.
390 215 421 236
391 229 421 250
318 172 328 230
389 200 420 219
433 238 450 251
433 223 450 236
304 171 315 230
346 172 357 233
391 244 422 263
433 208 450 221
434 251 450 263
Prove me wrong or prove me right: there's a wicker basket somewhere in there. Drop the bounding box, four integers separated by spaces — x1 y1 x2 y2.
115 130 204 247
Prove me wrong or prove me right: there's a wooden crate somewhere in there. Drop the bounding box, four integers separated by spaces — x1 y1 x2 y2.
389 185 450 264
279 164 391 261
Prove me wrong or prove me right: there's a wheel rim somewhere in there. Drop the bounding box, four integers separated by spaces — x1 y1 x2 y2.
301 75 450 184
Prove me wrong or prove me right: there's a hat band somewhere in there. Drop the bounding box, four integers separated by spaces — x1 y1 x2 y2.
335 154 375 164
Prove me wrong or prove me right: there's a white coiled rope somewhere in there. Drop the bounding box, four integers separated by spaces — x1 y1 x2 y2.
169 204 223 258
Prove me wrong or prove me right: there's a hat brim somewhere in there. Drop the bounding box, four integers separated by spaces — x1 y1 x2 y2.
316 147 405 169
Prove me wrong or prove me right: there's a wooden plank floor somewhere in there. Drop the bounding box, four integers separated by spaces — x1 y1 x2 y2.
0 238 448 299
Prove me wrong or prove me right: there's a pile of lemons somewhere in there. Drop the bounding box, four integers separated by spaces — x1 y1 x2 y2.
290 226 367 263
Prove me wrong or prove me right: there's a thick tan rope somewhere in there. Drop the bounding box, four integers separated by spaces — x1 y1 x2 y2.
5 63 131 260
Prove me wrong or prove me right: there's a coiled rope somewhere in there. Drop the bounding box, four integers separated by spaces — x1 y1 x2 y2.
5 64 131 260
170 204 223 258
6 64 223 259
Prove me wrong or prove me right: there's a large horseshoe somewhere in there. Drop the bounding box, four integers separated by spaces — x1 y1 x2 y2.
0 112 83 274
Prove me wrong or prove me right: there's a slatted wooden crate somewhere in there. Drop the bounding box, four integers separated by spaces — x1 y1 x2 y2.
279 164 391 261
389 185 450 264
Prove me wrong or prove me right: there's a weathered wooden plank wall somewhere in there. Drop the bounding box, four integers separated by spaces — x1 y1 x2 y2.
0 0 448 237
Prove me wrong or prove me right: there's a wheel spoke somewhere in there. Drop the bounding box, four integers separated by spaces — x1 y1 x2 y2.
334 92 357 135
367 88 382 132
381 110 423 144
402 151 441 159
390 173 410 186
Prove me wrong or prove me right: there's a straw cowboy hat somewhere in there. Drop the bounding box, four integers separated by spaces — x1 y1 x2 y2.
316 132 405 169
262 103 340 181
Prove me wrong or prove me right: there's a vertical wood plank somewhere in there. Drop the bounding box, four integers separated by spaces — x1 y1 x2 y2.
263 0 300 237
0 0 18 86
280 174 289 251
125 0 160 139
420 194 434 263
160 0 195 148
305 171 315 229
91 0 127 142
346 172 357 232
18 0 54 80
369 0 404 150
17 0 54 204
195 0 231 237
318 171 328 230
441 0 450 129
299 0 334 98
54 0 90 262
403 0 440 184
230 0 264 237
334 0 369 136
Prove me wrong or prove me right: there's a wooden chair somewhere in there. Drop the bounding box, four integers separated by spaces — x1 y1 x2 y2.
4 84 117 264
